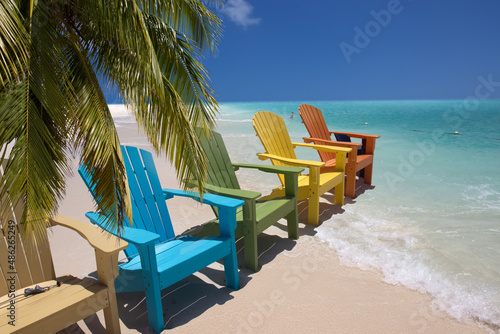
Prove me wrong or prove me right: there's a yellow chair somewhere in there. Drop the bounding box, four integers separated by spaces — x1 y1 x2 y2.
252 111 351 226
0 160 127 333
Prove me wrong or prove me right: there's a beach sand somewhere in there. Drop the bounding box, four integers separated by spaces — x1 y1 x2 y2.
51 124 488 334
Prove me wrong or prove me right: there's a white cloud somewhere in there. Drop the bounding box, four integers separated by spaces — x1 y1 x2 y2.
222 0 261 28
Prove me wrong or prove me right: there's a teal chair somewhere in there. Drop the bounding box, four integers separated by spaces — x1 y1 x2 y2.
79 146 243 333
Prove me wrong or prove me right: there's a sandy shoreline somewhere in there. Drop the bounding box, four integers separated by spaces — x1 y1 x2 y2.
50 123 488 333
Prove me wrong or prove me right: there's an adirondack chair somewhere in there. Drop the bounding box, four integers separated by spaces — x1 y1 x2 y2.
252 111 351 226
190 130 304 272
298 104 381 198
79 146 244 333
0 160 127 333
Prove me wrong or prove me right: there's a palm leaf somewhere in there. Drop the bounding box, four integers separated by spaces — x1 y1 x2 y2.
69 44 132 233
1 0 224 239
0 0 28 87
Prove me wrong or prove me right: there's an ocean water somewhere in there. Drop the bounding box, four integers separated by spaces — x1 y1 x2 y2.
111 100 500 331
213 100 500 331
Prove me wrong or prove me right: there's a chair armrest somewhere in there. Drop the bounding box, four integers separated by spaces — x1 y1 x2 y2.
232 163 304 175
163 189 243 238
330 132 379 155
163 188 244 209
329 131 380 139
51 214 128 254
51 215 128 289
257 153 325 167
303 137 362 149
292 142 352 154
201 182 262 200
84 212 161 246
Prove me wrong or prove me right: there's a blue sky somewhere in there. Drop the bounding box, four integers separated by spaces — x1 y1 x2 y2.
105 0 500 103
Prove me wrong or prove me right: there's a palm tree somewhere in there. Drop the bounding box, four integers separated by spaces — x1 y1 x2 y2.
0 0 223 238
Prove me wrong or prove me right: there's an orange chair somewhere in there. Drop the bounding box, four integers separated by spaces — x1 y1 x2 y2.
298 104 380 198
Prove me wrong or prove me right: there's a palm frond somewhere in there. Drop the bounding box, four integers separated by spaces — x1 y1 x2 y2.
134 13 220 190
149 0 223 54
69 45 132 233
84 1 222 193
0 0 28 87
0 79 70 238
0 2 76 238
1 0 224 239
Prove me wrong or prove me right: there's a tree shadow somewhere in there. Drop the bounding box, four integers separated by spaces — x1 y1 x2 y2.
77 263 245 333
112 276 238 332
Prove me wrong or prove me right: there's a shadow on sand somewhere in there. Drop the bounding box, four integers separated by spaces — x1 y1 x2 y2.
62 179 375 333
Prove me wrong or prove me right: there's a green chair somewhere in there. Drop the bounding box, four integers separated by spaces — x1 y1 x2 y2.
190 130 304 272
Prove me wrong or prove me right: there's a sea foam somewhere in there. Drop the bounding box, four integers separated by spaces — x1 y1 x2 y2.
315 206 500 330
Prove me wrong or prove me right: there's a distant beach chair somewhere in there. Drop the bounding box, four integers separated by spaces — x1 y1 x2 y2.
79 146 243 333
188 130 304 271
252 111 351 226
298 104 381 198
0 160 127 333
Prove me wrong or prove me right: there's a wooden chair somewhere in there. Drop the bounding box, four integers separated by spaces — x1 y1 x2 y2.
190 130 304 272
298 104 380 198
252 111 351 226
0 160 127 333
79 146 244 333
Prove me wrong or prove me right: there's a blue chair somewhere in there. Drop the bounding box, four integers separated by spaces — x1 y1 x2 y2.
79 146 244 333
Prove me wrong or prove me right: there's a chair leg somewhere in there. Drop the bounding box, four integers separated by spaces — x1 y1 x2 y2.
308 194 320 226
144 280 164 333
286 204 299 239
308 167 320 226
223 246 240 289
345 170 356 198
103 298 121 334
139 245 164 333
363 164 373 185
95 251 121 334
244 229 259 272
284 172 299 239
242 203 259 272
334 179 345 206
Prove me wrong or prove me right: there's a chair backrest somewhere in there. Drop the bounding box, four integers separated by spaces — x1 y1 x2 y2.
121 146 176 242
198 130 241 191
298 104 336 162
79 146 176 258
0 160 55 295
252 111 297 185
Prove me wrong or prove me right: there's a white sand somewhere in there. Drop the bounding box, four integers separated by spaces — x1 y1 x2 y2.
50 123 488 334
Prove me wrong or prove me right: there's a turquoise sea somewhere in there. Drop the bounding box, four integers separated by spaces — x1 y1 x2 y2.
111 99 500 331
213 100 500 331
